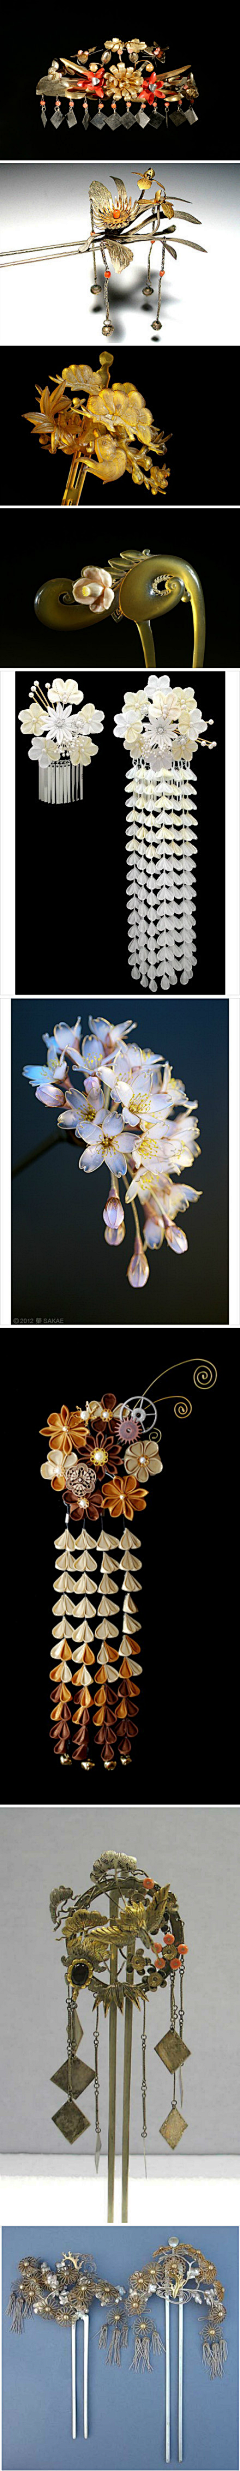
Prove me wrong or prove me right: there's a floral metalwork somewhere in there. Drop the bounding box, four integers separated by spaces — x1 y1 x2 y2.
50 1852 189 2213
36 41 198 134
70 171 205 341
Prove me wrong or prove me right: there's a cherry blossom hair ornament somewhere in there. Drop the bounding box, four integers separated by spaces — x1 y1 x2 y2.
18 677 105 806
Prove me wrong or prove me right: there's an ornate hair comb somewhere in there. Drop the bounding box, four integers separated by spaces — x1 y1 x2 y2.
36 39 198 136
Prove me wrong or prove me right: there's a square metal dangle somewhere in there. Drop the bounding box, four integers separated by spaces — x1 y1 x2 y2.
51 2057 95 2096
155 2026 190 2074
160 2106 187 2149
52 2098 90 2142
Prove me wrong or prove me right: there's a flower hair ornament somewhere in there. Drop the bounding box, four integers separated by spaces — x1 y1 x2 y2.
49 1852 191 2206
18 677 105 807
38 1356 217 1773
34 552 206 669
24 352 170 506
23 1011 202 1295
8 2239 227 2455
0 170 205 344
36 41 199 136
114 676 216 989
101 2240 228 2462
7 2251 124 2441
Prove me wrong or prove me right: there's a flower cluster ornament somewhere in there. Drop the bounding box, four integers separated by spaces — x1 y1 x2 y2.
8 2237 227 2457
24 351 170 504
7 2251 123 2442
39 1381 163 1767
49 1853 190 2214
18 677 105 806
23 1011 202 1294
101 2241 228 2464
36 39 198 135
38 1356 216 1773
114 676 216 988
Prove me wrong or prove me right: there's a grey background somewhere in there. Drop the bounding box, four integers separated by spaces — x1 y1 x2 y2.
0 1805 239 2159
0 164 239 347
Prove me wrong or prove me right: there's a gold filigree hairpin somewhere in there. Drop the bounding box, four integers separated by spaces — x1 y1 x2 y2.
24 352 171 505
36 39 198 136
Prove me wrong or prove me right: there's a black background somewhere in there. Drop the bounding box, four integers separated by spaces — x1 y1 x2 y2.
1 347 238 514
15 668 225 995
1 1325 234 1805
1 509 239 668
11 995 229 1326
0 17 233 163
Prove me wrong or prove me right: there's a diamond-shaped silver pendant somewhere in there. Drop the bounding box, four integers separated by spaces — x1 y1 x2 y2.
109 110 121 128
121 109 134 125
138 108 150 126
186 106 198 122
93 110 107 127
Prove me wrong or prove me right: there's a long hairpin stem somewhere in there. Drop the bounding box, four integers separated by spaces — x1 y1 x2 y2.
83 2312 89 2441
178 2296 183 2464
165 2290 170 2464
71 2321 77 2440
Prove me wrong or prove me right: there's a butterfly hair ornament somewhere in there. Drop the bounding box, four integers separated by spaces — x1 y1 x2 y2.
36 40 199 136
34 551 206 670
23 351 171 506
49 1852 191 2208
114 675 216 989
36 1355 216 1774
0 171 205 344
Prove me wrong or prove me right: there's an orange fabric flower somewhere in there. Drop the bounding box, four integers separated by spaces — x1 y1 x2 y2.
40 1404 74 1458
102 1473 147 1521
